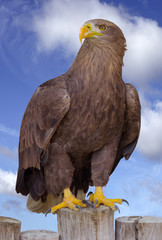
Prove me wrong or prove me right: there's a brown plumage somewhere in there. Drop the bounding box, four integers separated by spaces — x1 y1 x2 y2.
16 19 141 213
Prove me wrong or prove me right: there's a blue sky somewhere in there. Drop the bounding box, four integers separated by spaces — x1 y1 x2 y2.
0 0 162 232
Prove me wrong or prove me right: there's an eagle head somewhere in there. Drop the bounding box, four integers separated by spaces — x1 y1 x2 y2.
79 19 126 50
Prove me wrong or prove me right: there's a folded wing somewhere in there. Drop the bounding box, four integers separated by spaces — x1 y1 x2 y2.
16 77 70 196
111 83 141 174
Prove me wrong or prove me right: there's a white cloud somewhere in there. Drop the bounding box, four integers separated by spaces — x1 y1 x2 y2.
123 17 162 84
32 0 127 53
137 100 162 161
0 123 19 137
31 0 162 85
0 146 18 160
0 169 17 195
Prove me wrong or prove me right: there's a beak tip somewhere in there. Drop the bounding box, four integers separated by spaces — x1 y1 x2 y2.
79 24 87 45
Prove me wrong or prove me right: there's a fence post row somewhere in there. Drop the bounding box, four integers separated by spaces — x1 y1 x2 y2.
1 210 162 240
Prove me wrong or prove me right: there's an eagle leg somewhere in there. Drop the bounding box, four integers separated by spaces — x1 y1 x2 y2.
46 188 86 215
88 186 125 211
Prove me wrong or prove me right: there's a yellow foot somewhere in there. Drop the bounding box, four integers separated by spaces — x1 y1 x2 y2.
88 187 128 212
45 188 86 215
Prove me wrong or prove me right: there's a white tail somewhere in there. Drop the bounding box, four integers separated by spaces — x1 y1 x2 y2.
27 190 86 213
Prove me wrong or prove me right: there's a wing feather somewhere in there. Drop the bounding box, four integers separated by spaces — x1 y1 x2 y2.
110 83 141 174
16 77 70 193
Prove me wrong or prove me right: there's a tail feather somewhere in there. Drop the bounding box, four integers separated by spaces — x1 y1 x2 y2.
27 189 86 213
27 193 63 213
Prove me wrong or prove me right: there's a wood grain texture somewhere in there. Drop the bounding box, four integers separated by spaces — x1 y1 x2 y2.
115 216 162 240
0 217 21 240
20 230 59 240
57 206 115 240
138 216 162 240
115 216 142 240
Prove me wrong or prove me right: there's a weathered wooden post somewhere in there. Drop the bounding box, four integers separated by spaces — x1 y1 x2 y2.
115 216 162 240
20 230 60 240
138 216 162 240
57 206 115 240
115 216 141 240
0 216 21 240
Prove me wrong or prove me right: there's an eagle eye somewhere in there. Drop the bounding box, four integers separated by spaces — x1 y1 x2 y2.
99 25 106 31
86 23 91 29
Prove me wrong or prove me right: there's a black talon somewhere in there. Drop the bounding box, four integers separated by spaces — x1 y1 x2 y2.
82 200 94 208
75 205 82 211
115 204 120 213
45 208 51 217
94 199 98 208
122 199 129 206
87 191 93 197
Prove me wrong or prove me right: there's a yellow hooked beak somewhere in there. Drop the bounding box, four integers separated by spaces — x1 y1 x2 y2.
79 23 104 44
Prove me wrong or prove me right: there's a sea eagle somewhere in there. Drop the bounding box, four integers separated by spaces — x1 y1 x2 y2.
16 19 141 214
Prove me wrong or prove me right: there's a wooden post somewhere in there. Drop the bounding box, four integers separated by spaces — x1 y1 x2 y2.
115 216 142 240
57 206 115 240
115 216 162 240
0 216 21 240
138 216 162 240
20 230 60 240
